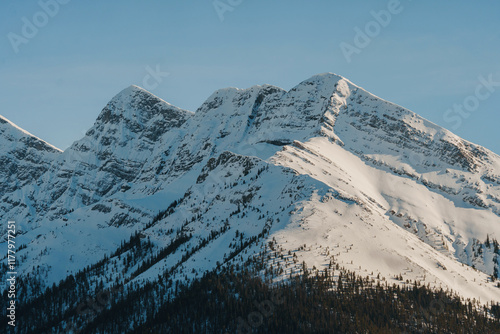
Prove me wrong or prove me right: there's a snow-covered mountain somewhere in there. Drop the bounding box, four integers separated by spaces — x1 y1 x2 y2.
2 73 500 311
0 116 61 198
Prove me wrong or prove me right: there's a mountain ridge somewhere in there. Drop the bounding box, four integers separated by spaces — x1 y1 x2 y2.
1 73 500 315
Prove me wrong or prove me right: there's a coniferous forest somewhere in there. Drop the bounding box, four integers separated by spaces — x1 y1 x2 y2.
4 242 500 334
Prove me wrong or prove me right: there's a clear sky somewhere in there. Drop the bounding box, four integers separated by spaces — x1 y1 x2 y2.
1 1 499 154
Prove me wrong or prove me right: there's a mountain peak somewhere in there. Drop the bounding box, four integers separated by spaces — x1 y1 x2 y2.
307 72 345 81
112 84 151 100
88 85 193 142
295 72 350 88
96 85 185 123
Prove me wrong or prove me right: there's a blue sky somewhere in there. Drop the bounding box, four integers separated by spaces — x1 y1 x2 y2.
1 0 499 153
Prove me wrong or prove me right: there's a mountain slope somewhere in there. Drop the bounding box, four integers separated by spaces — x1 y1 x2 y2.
0 116 61 240
0 115 61 197
1 73 500 322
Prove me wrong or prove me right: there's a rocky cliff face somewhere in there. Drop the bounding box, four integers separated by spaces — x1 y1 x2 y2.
1 73 500 308
0 86 193 229
0 116 61 197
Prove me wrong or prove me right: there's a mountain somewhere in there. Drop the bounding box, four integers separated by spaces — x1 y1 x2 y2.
1 73 500 331
0 115 61 198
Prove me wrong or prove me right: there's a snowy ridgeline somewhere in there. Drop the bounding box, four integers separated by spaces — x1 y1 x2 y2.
1 73 500 306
